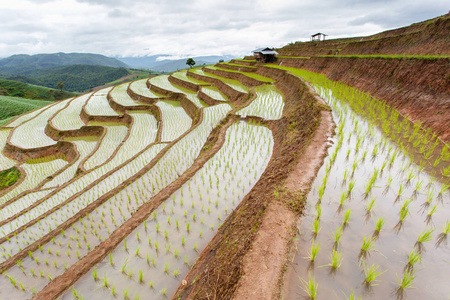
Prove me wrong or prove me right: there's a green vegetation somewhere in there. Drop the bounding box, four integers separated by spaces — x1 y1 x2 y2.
0 95 53 124
2 65 130 92
0 79 78 101
0 167 21 190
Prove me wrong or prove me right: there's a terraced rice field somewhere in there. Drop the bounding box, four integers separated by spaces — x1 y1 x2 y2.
0 61 447 300
0 67 284 299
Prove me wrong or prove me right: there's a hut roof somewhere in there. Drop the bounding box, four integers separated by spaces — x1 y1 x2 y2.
252 47 279 55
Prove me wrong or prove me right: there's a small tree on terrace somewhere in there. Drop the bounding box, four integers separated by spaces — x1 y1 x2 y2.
186 58 196 68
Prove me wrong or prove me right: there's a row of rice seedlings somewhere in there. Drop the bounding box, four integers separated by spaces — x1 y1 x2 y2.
0 144 166 262
287 67 450 298
154 100 192 142
84 87 119 116
191 67 249 93
0 182 155 298
268 65 449 179
148 75 206 108
200 86 228 102
51 93 91 131
128 79 163 99
237 84 284 120
0 157 67 206
83 123 129 170
110 83 149 107
215 63 275 83
0 104 231 265
43 138 98 189
9 98 72 149
65 121 273 299
0 110 157 227
171 70 209 86
0 128 18 170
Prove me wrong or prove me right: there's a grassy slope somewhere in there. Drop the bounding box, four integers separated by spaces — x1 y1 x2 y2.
0 95 53 125
0 79 78 101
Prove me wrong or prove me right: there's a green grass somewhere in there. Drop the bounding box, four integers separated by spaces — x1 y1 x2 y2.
0 95 53 122
0 167 21 190
0 78 78 101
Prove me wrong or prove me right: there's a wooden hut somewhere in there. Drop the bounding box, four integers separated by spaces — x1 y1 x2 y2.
252 47 278 63
311 33 328 41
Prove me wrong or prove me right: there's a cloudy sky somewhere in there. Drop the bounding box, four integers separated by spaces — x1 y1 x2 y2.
0 0 447 59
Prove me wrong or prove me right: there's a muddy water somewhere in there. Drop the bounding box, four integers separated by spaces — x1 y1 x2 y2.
284 86 450 299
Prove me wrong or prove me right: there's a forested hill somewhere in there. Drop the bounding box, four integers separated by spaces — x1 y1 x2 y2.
0 52 129 74
2 65 130 92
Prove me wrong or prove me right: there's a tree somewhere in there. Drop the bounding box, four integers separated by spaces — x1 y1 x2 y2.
56 81 65 91
186 58 196 68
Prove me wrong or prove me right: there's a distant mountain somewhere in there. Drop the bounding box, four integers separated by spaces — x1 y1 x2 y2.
0 52 129 75
116 55 236 72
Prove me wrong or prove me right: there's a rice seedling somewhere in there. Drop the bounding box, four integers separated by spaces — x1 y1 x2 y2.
300 273 318 300
312 218 321 236
359 236 375 259
415 227 435 252
372 217 385 238
405 248 421 271
425 204 438 224
396 269 416 297
342 208 351 226
305 240 320 262
363 263 385 287
435 220 450 247
328 249 343 270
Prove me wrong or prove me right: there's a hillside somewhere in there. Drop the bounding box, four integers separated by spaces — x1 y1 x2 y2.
0 95 54 125
3 65 130 92
273 13 450 142
0 52 128 75
0 79 78 101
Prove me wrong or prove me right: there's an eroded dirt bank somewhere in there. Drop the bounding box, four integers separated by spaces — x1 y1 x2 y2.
278 56 450 143
173 68 330 299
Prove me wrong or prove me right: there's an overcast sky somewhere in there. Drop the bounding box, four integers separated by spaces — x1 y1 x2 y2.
0 0 447 59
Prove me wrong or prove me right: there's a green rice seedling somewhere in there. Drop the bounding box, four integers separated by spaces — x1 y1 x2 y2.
329 249 343 270
363 263 385 287
396 269 416 297
312 218 320 236
405 248 421 271
416 227 435 252
435 220 450 247
305 240 320 262
300 273 318 300
123 288 129 299
425 204 438 224
365 198 376 216
92 269 98 281
373 217 385 238
111 285 117 296
138 270 144 283
164 263 169 273
342 209 351 226
347 180 356 197
331 226 343 249
102 274 109 288
360 236 375 259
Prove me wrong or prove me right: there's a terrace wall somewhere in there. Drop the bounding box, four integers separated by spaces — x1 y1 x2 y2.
277 56 450 142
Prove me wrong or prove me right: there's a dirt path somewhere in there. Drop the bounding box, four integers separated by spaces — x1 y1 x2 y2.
233 95 334 299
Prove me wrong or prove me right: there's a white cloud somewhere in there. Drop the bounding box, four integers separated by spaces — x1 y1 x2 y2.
0 0 447 58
